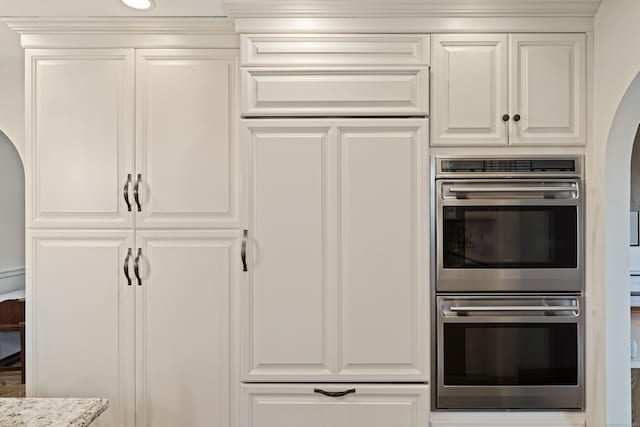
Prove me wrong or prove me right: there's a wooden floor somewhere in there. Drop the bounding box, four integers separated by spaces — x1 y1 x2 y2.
0 370 25 397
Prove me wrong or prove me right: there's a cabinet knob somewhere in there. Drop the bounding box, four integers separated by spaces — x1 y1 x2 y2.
513 114 521 122
502 114 510 122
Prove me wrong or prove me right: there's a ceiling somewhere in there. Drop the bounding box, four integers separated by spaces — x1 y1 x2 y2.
0 0 226 17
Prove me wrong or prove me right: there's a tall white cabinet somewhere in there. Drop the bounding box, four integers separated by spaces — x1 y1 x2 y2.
23 24 241 427
238 34 430 426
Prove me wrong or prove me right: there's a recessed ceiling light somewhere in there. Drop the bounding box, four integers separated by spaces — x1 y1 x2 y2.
121 0 154 10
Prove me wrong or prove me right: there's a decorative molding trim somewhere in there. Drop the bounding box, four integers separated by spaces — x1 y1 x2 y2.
222 0 601 19
3 17 239 49
232 16 595 34
0 267 26 280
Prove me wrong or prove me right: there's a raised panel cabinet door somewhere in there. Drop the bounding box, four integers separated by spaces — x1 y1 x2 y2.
241 67 429 117
243 120 336 381
27 230 135 427
135 50 242 229
431 35 508 146
509 34 586 146
26 49 135 228
336 120 428 381
135 230 240 427
241 384 429 427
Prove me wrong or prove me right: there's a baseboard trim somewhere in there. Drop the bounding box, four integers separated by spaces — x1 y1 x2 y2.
0 267 25 280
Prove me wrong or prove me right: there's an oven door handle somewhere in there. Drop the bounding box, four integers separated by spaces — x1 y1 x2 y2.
450 305 578 312
448 186 577 193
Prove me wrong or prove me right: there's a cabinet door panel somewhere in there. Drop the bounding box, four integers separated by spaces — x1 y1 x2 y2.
509 34 586 146
26 50 134 228
241 67 429 117
431 35 508 146
242 384 429 427
337 121 427 380
243 122 335 381
136 50 242 228
27 231 135 427
135 230 239 427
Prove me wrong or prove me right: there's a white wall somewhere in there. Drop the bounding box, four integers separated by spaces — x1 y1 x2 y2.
592 0 640 424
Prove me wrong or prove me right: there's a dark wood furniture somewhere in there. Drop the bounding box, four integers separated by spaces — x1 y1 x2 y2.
0 299 25 384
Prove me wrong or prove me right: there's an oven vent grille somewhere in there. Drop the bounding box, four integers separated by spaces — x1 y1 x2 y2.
440 159 576 173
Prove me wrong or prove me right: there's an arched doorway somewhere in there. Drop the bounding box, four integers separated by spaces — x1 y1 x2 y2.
0 129 25 396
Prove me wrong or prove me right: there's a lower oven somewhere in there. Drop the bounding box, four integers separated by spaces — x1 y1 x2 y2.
436 295 583 410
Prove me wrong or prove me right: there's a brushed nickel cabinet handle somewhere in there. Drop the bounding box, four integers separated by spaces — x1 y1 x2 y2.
124 248 132 286
134 174 142 212
241 230 248 272
123 174 132 212
134 248 142 286
314 388 356 398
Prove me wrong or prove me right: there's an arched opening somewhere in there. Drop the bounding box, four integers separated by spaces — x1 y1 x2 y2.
599 71 640 424
0 129 25 396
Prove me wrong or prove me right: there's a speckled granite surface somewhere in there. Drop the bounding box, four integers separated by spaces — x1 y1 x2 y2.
0 398 108 426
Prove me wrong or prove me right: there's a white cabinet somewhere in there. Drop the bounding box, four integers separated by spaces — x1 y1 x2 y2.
26 49 135 229
135 230 241 427
27 230 241 427
242 119 428 382
431 33 586 146
27 48 242 230
241 34 430 66
135 50 242 229
509 34 586 146
26 47 241 427
431 35 508 146
242 384 429 427
27 230 136 427
241 67 429 117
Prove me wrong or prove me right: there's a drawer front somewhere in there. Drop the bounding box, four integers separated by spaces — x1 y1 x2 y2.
241 34 430 66
241 67 429 117
242 384 429 427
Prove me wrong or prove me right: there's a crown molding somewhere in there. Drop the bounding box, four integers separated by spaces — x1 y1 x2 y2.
3 17 239 49
222 0 602 19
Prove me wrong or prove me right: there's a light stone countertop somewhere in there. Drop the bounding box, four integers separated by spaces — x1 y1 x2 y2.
0 398 108 427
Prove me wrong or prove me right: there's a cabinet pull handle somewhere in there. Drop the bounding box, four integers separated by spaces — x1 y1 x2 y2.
124 248 132 286
241 230 248 272
123 174 132 212
133 174 142 212
502 114 510 121
314 388 356 398
134 248 142 286
513 114 521 122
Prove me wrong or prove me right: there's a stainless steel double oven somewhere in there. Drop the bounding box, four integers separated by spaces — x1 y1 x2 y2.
432 157 584 410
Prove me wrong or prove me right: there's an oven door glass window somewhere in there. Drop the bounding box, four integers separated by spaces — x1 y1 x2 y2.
443 323 578 386
442 206 577 269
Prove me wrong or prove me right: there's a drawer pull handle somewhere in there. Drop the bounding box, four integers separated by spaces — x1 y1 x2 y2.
123 174 132 212
314 388 356 398
241 230 248 272
123 248 132 286
134 174 142 212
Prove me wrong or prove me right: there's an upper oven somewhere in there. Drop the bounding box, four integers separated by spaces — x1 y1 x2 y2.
434 157 583 293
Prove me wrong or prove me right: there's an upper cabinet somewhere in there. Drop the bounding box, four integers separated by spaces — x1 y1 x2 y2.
431 33 587 147
240 34 430 117
135 50 242 229
431 35 508 146
509 34 586 146
27 48 242 229
26 49 135 229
